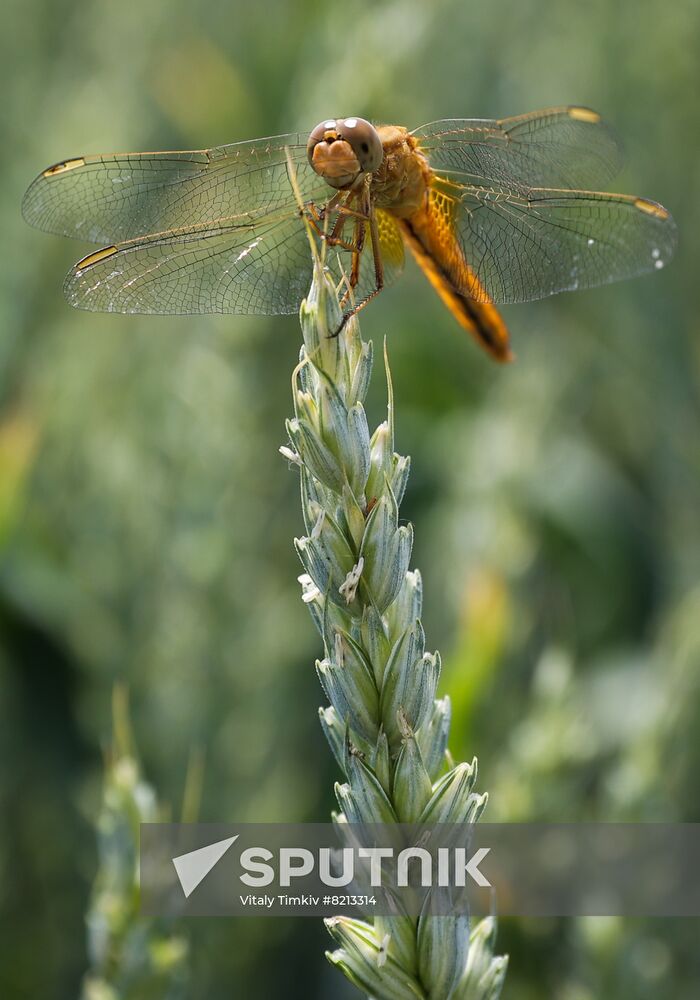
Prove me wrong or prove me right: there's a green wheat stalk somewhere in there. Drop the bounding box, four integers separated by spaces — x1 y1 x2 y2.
281 243 508 999
81 687 189 1000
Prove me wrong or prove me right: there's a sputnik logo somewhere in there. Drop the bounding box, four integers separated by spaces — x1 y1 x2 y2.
171 832 491 898
172 835 239 898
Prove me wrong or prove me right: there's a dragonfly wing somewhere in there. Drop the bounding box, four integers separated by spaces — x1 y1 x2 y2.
22 133 321 244
62 197 402 316
64 211 320 315
446 183 677 305
414 107 624 190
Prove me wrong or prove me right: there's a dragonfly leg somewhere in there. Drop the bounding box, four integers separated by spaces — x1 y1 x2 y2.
304 189 346 226
332 202 384 337
305 193 370 252
326 209 360 253
341 216 367 304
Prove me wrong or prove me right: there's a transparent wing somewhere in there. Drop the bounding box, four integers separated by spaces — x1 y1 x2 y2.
62 203 405 316
413 107 625 191
64 212 316 315
22 133 322 244
442 182 677 305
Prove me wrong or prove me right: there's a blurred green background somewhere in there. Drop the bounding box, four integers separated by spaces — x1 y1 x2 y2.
1 0 699 997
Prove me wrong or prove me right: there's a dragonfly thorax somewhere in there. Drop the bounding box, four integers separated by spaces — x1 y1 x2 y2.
371 126 431 219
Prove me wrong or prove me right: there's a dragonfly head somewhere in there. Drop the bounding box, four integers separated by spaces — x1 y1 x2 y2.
307 117 383 189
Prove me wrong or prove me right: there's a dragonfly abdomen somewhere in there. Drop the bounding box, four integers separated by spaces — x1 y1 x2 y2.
399 204 513 362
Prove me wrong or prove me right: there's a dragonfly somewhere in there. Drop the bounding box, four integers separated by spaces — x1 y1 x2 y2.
22 106 677 361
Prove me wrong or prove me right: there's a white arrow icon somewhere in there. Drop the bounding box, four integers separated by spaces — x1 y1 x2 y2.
172 835 238 898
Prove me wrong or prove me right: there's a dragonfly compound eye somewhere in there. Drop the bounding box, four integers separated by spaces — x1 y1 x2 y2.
336 117 383 173
307 117 382 189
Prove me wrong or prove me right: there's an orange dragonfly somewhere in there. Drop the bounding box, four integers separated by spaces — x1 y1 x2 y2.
23 107 676 361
